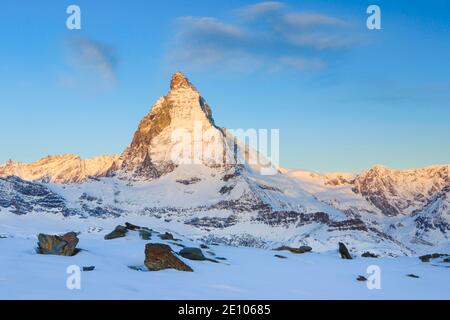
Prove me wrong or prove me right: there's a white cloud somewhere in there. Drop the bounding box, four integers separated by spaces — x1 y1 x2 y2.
168 2 356 73
176 17 245 39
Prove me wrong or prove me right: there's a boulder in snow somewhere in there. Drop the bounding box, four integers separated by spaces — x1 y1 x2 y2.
125 222 140 231
144 243 193 272
362 251 379 258
273 245 312 254
37 232 80 256
357 275 367 281
419 253 449 262
338 242 353 260
179 248 207 261
104 225 128 240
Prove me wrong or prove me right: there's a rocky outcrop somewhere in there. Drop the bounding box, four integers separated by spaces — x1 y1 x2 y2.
361 251 379 258
352 165 449 216
0 176 78 216
419 253 449 262
125 222 140 231
104 225 128 240
273 246 312 254
338 242 352 260
37 232 80 256
144 243 193 272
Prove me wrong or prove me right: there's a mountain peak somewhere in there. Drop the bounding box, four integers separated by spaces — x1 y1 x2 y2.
170 71 197 91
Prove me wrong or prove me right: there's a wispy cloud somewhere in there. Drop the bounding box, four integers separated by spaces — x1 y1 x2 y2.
237 1 286 19
167 1 357 73
60 36 118 90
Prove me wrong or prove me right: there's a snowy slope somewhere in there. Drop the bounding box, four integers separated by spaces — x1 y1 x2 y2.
0 212 449 300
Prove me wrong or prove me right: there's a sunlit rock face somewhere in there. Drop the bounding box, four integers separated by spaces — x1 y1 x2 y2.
0 154 119 184
118 71 234 180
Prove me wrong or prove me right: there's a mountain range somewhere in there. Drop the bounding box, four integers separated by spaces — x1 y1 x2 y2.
1 72 448 256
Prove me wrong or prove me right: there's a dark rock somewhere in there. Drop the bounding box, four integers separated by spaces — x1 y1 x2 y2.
407 274 420 278
219 186 234 195
357 275 367 281
338 242 353 260
139 229 152 240
419 253 449 262
37 232 79 256
200 244 209 249
83 266 95 272
274 255 288 259
104 225 128 240
125 222 140 231
176 178 201 185
216 257 227 261
273 245 312 254
159 232 174 240
179 247 207 261
362 251 379 258
444 258 450 263
144 243 193 272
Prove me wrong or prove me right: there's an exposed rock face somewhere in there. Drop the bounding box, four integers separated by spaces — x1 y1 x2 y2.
338 242 353 260
419 253 449 262
119 71 232 180
104 225 128 240
144 243 193 272
361 251 379 258
412 185 450 235
0 176 77 216
273 246 312 254
353 165 449 216
0 154 119 184
125 222 140 231
37 232 79 256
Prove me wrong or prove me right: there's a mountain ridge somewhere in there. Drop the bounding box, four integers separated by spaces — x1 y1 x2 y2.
0 71 449 256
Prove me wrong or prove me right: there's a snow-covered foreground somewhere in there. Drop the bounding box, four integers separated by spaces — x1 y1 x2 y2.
1 213 449 300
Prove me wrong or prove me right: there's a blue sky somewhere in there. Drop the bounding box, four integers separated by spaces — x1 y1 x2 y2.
0 0 449 172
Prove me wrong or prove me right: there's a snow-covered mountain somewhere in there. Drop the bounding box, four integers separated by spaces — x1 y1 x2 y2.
0 72 449 256
0 154 119 183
